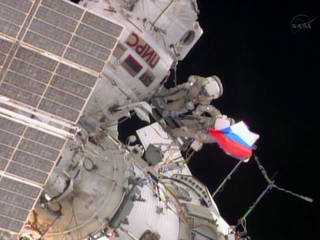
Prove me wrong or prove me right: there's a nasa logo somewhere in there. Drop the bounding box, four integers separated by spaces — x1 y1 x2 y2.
290 14 316 34
125 32 160 68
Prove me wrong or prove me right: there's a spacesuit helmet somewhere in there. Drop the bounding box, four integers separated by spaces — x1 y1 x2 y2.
202 75 223 99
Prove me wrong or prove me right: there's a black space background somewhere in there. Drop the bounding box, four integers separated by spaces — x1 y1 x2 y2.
72 0 319 239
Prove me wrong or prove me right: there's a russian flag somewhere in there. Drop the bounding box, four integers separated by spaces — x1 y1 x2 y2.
209 121 259 161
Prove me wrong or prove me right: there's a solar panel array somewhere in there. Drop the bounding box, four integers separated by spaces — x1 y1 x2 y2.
0 115 65 235
0 0 123 123
0 115 66 184
0 176 41 234
0 0 123 235
0 115 65 234
0 0 33 39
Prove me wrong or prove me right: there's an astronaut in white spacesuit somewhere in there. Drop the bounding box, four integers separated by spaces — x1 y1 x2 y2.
161 75 223 117
168 104 234 144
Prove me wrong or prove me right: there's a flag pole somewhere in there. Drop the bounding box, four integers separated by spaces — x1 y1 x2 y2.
212 160 244 198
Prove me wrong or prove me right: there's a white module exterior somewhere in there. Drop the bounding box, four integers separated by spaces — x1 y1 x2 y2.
81 0 203 124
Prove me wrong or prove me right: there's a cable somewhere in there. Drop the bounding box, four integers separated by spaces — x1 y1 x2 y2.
161 183 191 225
172 61 178 86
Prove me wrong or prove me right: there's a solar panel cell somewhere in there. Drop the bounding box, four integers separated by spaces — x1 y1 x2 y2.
18 139 60 161
0 54 5 66
0 144 13 159
0 189 34 210
23 31 66 56
0 158 7 171
9 59 52 84
0 83 41 107
0 0 33 13
24 128 65 150
76 24 117 49
4 71 46 95
13 151 54 173
64 48 105 72
0 202 29 221
0 177 41 199
69 36 111 61
0 18 20 37
6 161 48 184
82 11 123 37
44 87 85 111
51 75 91 98
29 18 72 45
0 130 20 148
56 63 97 87
0 4 26 26
15 47 58 72
35 6 78 32
0 39 12 54
0 116 25 135
39 98 79 122
0 215 23 233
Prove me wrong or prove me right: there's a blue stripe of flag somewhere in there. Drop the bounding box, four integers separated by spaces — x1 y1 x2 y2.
221 127 255 149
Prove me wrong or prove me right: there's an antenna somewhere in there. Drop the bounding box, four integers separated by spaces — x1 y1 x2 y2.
253 154 313 203
238 154 313 231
